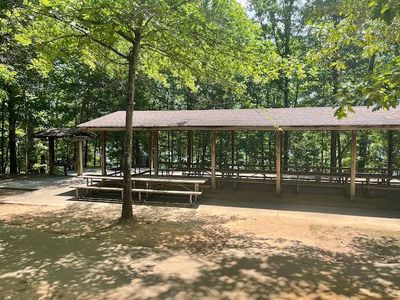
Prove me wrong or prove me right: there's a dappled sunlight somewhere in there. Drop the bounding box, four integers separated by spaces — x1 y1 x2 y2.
0 175 83 190
2 203 235 253
1 204 399 299
202 187 400 219
103 236 400 299
2 0 400 297
0 223 158 299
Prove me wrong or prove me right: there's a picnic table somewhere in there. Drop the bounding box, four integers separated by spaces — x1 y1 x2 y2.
74 175 207 204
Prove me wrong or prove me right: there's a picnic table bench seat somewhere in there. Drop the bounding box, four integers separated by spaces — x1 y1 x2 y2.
133 189 202 204
72 185 202 205
73 185 123 199
74 175 207 204
365 183 400 197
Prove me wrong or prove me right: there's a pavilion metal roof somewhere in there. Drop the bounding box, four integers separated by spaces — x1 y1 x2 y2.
77 106 400 131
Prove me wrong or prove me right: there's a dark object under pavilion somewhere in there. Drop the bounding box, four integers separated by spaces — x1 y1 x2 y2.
34 128 96 176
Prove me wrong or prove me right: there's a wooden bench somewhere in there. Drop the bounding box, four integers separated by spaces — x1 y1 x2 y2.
132 177 206 202
133 188 202 204
72 186 123 200
366 184 400 197
217 176 353 195
109 167 123 176
79 175 124 187
76 175 207 205
72 185 203 205
54 162 68 176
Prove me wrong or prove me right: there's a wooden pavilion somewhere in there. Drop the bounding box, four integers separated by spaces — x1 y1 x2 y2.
34 128 96 176
77 106 400 199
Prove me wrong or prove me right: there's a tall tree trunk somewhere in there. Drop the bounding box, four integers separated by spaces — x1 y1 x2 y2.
283 132 289 170
168 131 171 167
283 77 290 170
202 131 207 167
24 88 33 176
171 131 174 165
357 132 368 170
93 140 97 168
387 131 394 185
260 132 265 168
8 91 17 175
120 33 142 223
320 132 324 167
354 55 375 172
133 134 139 167
1 100 5 174
196 133 200 166
337 133 342 176
330 131 337 173
25 122 34 175
84 140 88 168
177 132 182 165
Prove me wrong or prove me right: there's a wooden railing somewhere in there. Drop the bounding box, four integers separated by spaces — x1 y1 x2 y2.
158 161 399 177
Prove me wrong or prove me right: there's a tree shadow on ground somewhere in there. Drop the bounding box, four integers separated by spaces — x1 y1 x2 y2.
0 175 82 190
0 188 31 200
201 187 400 219
118 235 400 299
0 204 399 299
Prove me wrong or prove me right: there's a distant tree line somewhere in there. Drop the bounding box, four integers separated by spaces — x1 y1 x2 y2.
0 0 399 176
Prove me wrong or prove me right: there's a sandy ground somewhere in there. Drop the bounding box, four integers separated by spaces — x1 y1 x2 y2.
0 176 399 299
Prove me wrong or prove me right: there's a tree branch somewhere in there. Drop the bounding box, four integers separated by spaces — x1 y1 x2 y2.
39 34 85 46
36 10 129 60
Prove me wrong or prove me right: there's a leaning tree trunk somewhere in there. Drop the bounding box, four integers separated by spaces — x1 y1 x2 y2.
120 34 141 223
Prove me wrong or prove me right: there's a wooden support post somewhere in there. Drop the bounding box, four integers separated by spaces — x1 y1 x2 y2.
387 130 394 186
211 130 217 191
76 140 83 176
187 130 193 169
275 130 282 196
231 131 235 168
48 137 55 176
154 131 159 176
100 131 107 175
350 131 357 199
148 131 153 174
25 125 29 176
337 132 342 176
330 130 337 174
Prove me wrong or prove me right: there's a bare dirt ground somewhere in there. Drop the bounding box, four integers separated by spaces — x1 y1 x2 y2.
0 178 399 299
